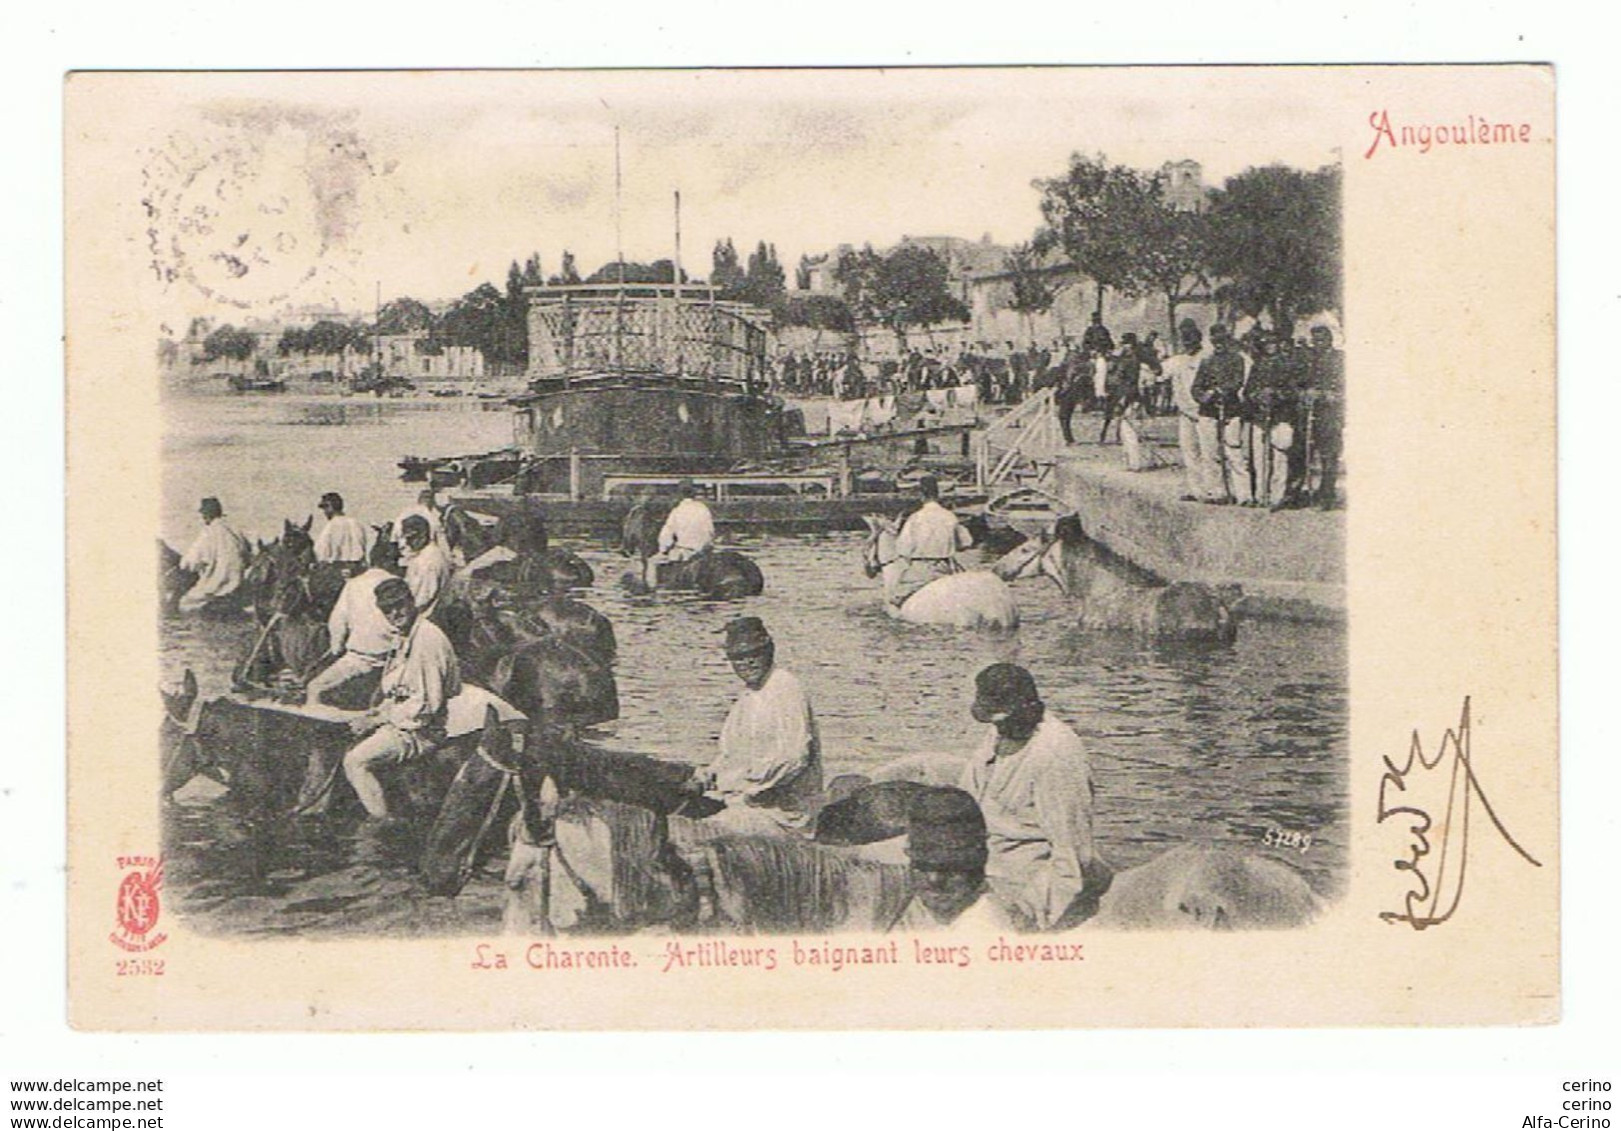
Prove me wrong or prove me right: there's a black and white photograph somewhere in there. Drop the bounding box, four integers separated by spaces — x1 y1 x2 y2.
147 72 1347 944
61 65 1556 1032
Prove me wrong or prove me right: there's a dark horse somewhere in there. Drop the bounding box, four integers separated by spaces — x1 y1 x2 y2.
619 497 765 599
158 541 197 616
443 506 595 592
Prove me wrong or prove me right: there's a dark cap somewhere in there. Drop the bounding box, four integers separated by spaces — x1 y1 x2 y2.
971 662 1042 723
319 491 344 511
373 577 414 611
907 787 989 871
1209 323 1231 341
1179 323 1204 347
199 497 223 519
723 616 773 658
917 474 940 499
400 514 430 539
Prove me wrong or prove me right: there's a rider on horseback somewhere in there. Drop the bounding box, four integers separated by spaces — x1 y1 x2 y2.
959 663 1112 930
892 475 970 606
657 478 715 564
687 617 823 836
313 492 372 569
342 578 462 820
302 562 400 707
177 497 250 613
888 787 1020 932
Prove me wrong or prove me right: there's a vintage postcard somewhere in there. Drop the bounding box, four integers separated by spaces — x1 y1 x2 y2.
65 66 1555 1030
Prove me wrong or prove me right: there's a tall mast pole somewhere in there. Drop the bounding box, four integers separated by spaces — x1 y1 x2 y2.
673 190 683 301
614 126 624 286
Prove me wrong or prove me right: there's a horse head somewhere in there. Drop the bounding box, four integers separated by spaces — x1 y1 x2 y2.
859 514 898 580
280 520 315 562
160 668 199 729
370 522 400 572
620 496 668 562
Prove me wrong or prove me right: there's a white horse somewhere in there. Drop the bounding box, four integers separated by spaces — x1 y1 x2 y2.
859 515 1019 630
822 755 1320 930
993 514 1236 645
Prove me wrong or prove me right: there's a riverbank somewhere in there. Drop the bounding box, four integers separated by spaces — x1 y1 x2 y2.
1042 423 1346 623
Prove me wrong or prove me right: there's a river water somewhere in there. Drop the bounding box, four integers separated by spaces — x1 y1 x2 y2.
160 388 1348 937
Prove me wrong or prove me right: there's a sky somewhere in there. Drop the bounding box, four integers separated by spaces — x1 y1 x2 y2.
130 69 1343 324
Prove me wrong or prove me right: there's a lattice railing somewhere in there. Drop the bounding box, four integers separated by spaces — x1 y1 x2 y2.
527 292 768 385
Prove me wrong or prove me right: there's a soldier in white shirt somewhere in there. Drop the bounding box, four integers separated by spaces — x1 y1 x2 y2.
888 786 1020 933
892 475 971 605
313 491 372 566
302 566 399 706
400 515 453 619
657 478 716 563
178 497 251 612
393 488 448 562
690 617 824 836
342 578 462 819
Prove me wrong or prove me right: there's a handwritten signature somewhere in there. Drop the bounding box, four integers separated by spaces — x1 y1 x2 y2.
1378 696 1542 929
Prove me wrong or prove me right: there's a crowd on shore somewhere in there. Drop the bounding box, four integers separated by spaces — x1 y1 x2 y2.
770 310 1344 511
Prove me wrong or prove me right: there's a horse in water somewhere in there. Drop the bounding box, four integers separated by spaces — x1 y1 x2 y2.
810 769 1321 931
859 515 1019 630
993 514 1236 645
421 714 909 931
619 498 765 600
159 669 202 800
158 541 198 616
444 506 595 592
436 592 619 730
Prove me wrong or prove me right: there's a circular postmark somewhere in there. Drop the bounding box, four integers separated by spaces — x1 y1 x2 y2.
141 107 379 310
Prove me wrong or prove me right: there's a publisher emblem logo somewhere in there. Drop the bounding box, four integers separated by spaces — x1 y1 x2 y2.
110 856 167 953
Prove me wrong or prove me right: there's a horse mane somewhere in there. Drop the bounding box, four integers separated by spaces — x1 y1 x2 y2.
702 836 909 933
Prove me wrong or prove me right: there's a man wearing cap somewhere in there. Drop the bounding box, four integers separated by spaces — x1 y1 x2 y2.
341 577 462 819
889 787 1020 932
178 497 251 612
892 475 971 605
657 478 716 564
692 617 823 836
400 515 454 619
1191 323 1249 505
393 488 448 562
302 562 400 707
1166 322 1220 502
959 663 1111 930
313 492 372 567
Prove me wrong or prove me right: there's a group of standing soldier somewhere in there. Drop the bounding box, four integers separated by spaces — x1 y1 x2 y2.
1169 321 1344 510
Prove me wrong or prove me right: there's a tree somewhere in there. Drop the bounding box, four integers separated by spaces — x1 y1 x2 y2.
1003 240 1060 340
201 324 257 363
795 254 814 292
741 241 786 308
1134 200 1214 340
548 250 581 286
1036 152 1159 316
773 293 855 332
584 260 675 284
710 238 746 295
438 282 508 360
1204 164 1342 332
522 253 544 289
373 297 435 335
837 244 969 348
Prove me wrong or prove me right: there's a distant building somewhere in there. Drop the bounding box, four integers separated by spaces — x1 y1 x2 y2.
1159 159 1209 213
